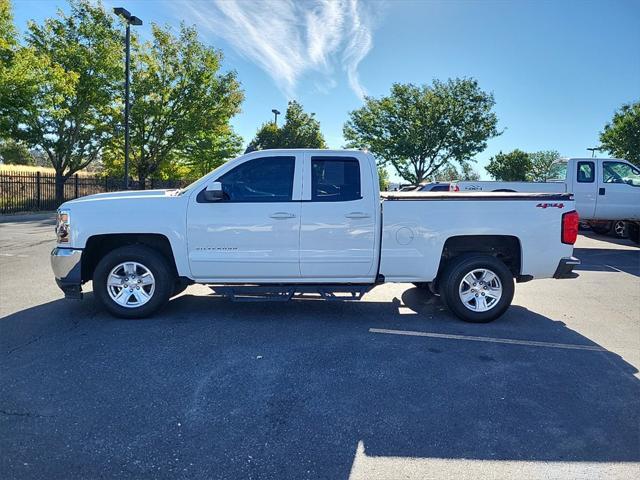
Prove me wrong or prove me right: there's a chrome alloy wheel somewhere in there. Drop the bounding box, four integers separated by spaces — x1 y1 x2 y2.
107 262 155 308
458 268 502 312
614 221 627 237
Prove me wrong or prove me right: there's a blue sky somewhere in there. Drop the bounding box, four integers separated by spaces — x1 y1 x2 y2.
12 0 640 180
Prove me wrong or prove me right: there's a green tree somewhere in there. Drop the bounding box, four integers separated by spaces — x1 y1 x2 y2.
0 138 34 165
343 79 500 184
1 0 121 203
119 23 243 187
247 100 327 151
600 101 640 166
0 0 16 61
180 125 243 178
485 149 532 181
430 162 481 182
528 150 562 181
377 166 390 191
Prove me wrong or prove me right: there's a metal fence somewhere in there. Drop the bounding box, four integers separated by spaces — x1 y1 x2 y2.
0 171 190 214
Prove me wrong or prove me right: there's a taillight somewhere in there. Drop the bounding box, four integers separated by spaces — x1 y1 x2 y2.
561 210 579 245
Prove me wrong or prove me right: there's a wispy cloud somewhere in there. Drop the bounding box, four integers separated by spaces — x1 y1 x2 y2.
178 0 379 100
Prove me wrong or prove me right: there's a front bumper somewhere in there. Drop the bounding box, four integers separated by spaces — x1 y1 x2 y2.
553 256 581 279
51 247 83 299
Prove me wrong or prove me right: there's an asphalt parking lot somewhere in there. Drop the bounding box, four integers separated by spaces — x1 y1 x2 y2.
1 214 639 479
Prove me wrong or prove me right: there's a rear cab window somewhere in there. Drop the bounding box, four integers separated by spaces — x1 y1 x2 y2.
577 161 595 183
311 157 361 202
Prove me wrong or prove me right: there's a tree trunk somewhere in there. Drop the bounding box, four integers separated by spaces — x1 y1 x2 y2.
55 172 66 206
138 174 146 190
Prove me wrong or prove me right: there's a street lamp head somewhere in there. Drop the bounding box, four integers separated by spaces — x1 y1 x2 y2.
272 109 281 115
113 7 131 20
114 7 142 25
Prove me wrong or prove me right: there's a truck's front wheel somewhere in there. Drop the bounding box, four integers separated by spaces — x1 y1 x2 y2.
440 255 514 323
93 245 173 319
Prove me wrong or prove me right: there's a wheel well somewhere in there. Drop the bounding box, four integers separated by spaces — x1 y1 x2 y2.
438 235 521 276
81 233 178 282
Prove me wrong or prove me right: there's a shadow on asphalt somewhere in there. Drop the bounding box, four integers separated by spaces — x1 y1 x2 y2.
580 230 638 248
1 289 639 478
574 247 640 276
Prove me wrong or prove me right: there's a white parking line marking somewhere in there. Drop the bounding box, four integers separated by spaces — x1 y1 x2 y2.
369 328 607 352
0 253 29 258
604 264 625 273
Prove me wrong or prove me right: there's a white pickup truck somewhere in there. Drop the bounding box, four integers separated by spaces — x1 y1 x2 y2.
450 158 640 224
51 149 580 323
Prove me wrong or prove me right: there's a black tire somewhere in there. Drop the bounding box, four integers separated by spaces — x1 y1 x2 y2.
93 245 174 319
628 222 640 244
590 223 612 235
439 254 515 323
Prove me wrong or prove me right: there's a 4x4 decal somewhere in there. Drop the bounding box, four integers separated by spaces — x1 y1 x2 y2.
536 202 564 209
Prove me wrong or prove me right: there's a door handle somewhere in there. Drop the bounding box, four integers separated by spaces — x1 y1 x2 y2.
270 212 296 219
345 212 371 219
599 187 606 196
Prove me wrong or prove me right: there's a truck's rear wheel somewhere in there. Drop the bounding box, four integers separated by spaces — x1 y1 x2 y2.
440 255 514 323
93 245 173 319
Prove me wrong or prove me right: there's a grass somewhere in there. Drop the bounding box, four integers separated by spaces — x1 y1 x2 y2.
0 164 96 177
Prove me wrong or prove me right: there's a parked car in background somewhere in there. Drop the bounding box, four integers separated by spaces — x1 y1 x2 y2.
416 182 451 192
450 158 640 233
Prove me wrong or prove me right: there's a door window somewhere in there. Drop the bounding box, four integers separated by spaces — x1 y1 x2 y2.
204 156 295 202
576 161 594 183
311 157 361 202
603 162 640 187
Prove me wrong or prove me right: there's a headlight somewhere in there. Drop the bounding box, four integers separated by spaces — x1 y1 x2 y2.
56 209 71 243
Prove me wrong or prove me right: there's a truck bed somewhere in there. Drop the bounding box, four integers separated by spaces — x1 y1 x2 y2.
378 191 576 283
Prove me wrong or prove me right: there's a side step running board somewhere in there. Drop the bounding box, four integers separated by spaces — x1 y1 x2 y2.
209 284 374 302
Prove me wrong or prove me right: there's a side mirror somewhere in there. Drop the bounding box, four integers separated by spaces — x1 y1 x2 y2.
204 181 224 201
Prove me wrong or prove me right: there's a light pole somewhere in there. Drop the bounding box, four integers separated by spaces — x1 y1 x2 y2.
272 108 281 126
587 146 602 158
114 7 142 190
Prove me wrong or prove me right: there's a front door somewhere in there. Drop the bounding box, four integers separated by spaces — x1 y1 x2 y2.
299 154 377 280
595 161 640 220
187 154 302 281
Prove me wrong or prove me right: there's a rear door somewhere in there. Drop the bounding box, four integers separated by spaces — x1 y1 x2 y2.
595 160 640 220
570 160 597 219
299 153 377 280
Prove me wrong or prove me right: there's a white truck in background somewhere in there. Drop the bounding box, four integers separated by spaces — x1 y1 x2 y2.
450 158 640 242
51 149 580 323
